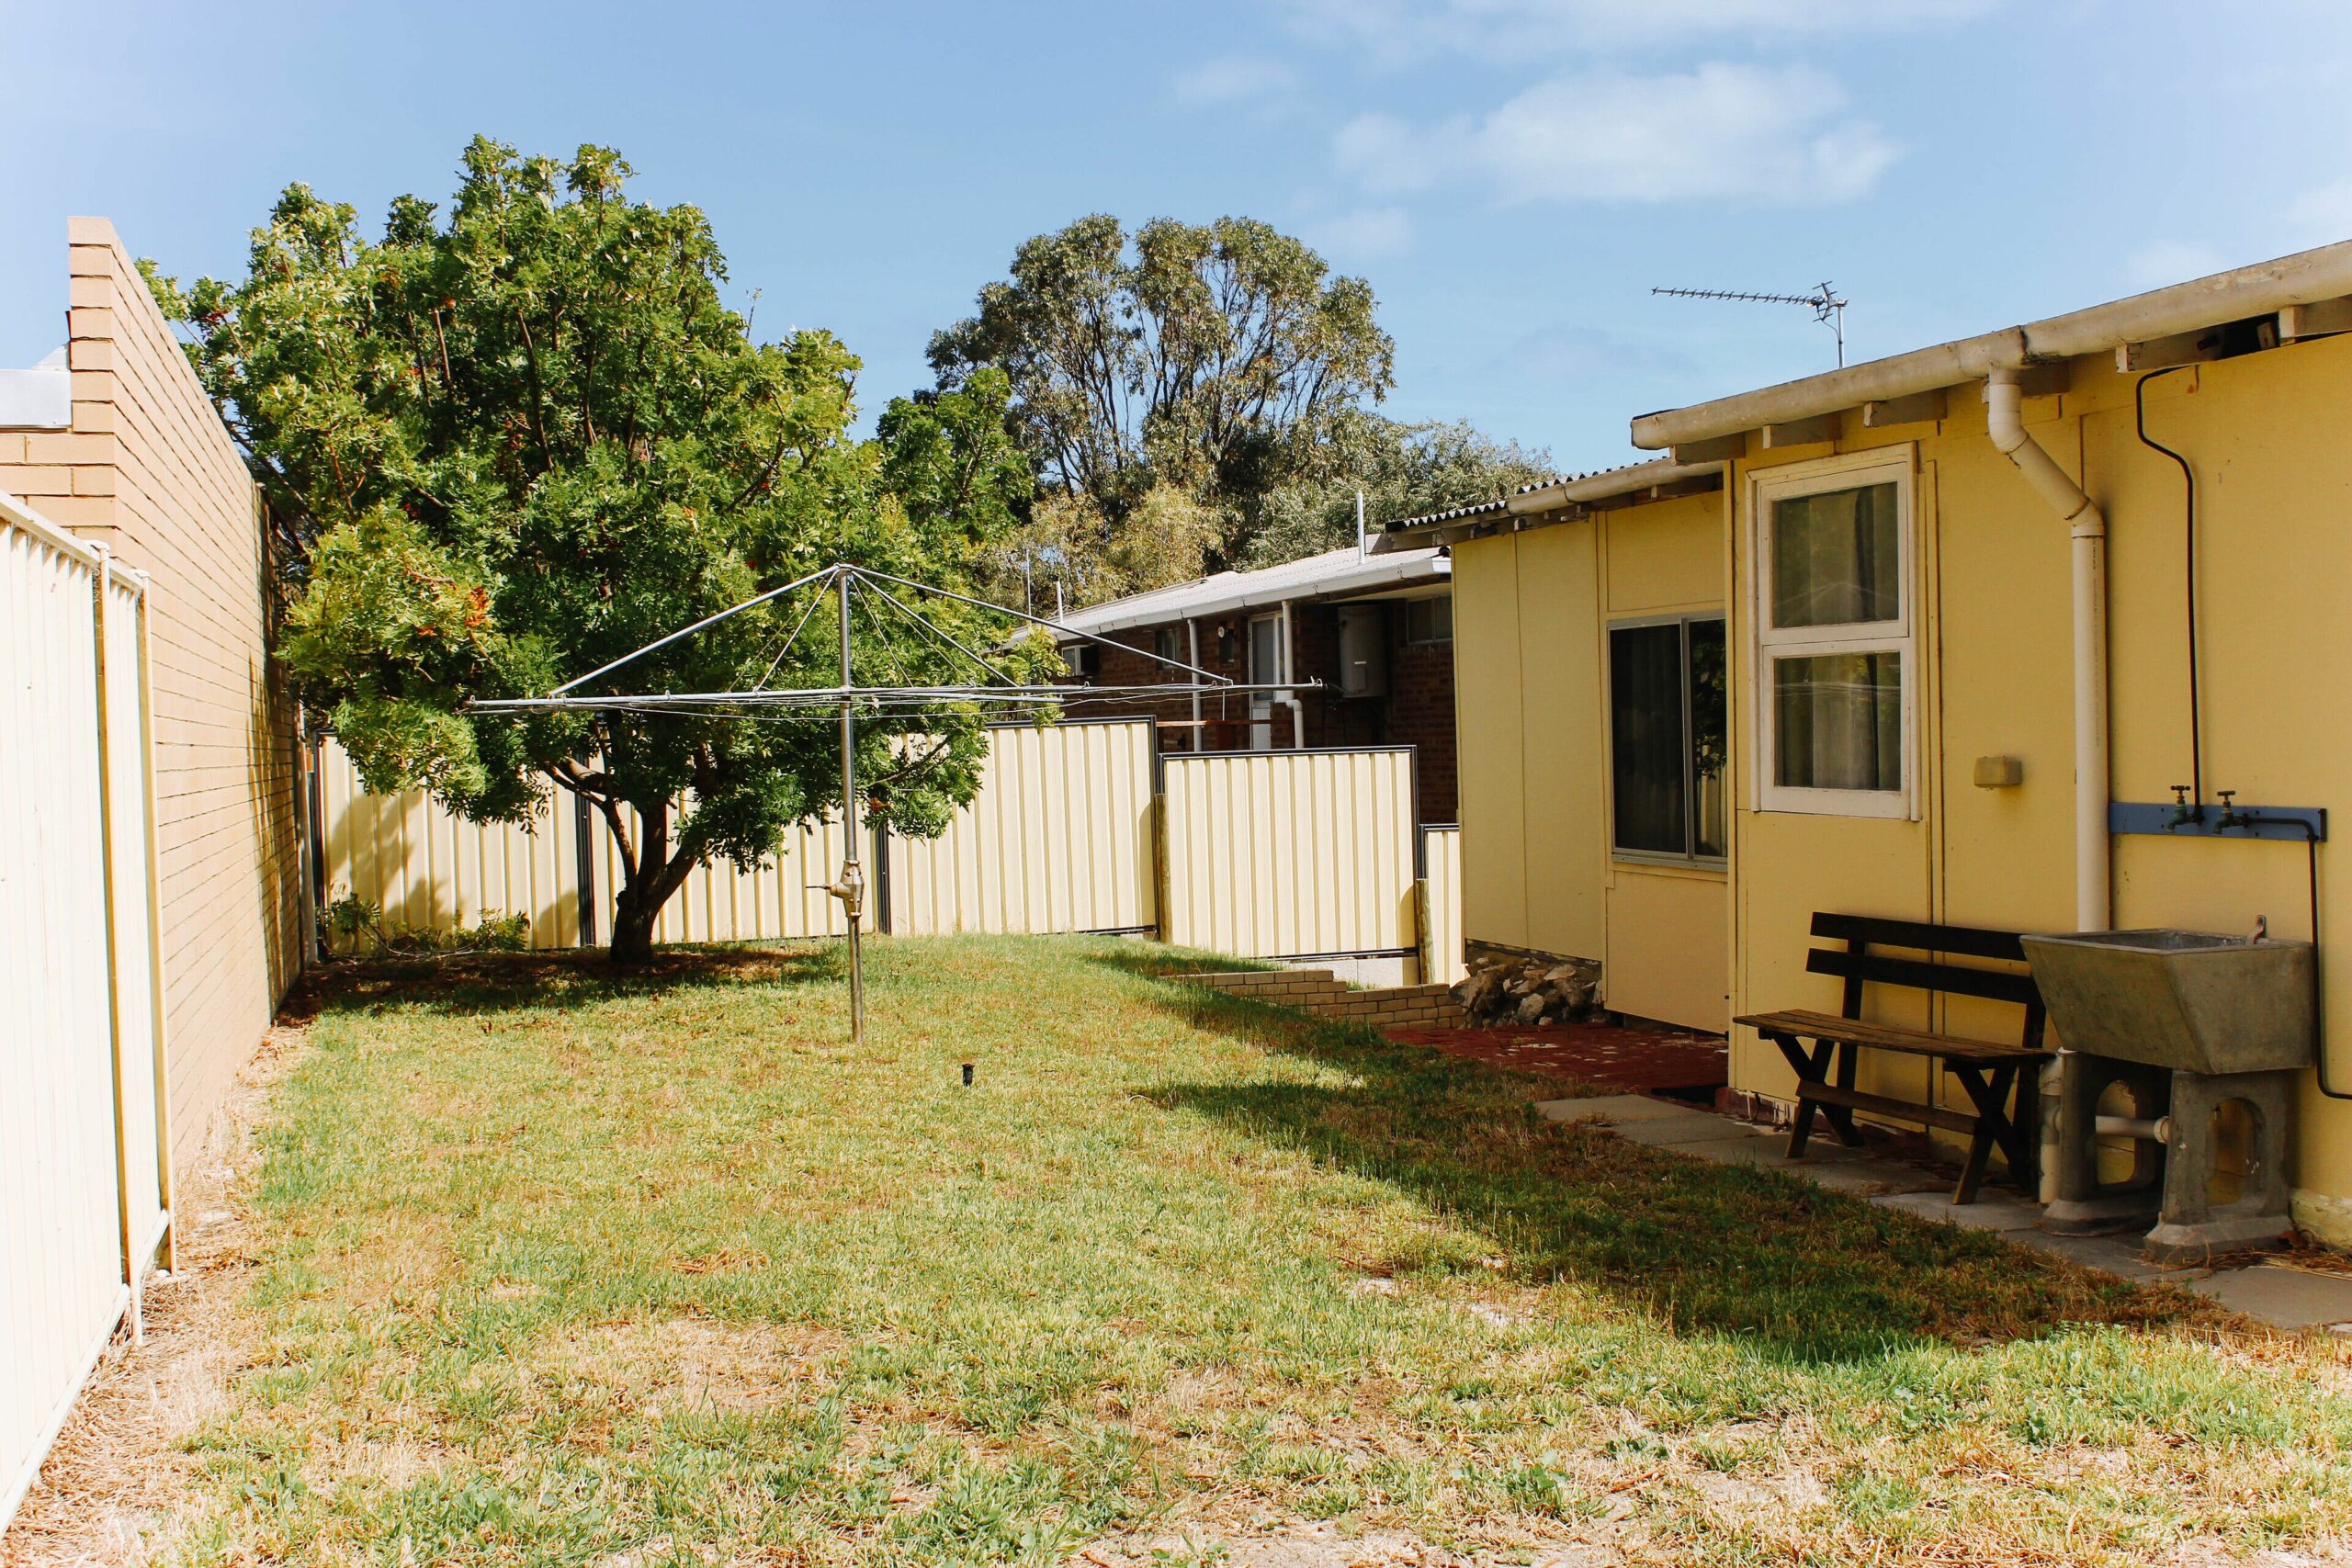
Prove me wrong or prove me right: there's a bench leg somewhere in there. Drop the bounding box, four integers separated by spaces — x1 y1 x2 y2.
1824 1040 1865 1147
1773 1034 1831 1156
1996 1066 2040 1188
1948 1064 2020 1206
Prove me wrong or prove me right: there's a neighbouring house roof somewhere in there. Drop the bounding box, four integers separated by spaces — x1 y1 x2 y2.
1375 457 1724 547
1053 543 1449 640
1631 237 2352 454
0 348 70 430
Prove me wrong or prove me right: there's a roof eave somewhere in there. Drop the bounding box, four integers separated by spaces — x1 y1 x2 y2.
1632 238 2352 450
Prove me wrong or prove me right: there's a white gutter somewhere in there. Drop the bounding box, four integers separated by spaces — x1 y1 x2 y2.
1058 550 1448 639
1632 237 2352 449
1985 368 2109 931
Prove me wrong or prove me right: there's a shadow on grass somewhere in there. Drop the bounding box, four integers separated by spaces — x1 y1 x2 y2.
1089 949 2217 1364
291 941 851 1021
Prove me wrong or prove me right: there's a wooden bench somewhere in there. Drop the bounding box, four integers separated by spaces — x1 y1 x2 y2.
1735 913 2051 1205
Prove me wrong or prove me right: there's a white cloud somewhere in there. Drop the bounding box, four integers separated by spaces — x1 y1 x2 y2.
1170 55 1302 107
2286 175 2352 244
2121 239 2231 292
1335 62 1900 207
1304 205 1416 260
1284 0 1993 62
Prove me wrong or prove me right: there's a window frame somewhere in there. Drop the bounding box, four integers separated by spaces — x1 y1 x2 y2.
1607 611 1728 868
1749 448 1918 820
1404 593 1453 646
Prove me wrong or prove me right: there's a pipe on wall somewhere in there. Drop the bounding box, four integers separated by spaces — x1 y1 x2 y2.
1278 600 1305 748
1187 617 1203 747
1984 367 2111 932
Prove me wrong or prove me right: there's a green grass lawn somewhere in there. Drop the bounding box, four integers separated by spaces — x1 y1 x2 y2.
171 936 2350 1566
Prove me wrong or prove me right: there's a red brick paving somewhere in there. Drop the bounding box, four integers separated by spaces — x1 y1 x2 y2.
1384 1021 1729 1093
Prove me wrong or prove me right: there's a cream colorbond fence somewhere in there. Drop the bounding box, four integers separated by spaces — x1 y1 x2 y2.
2 495 171 1537
889 719 1156 936
1419 825 1465 985
1160 746 1419 962
318 719 1158 949
319 743 588 950
313 720 1459 977
585 810 865 946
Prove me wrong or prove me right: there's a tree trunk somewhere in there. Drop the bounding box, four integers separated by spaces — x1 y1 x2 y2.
603 795 678 966
607 882 661 965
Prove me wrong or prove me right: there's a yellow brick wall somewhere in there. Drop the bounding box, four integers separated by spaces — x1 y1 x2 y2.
0 218 305 1172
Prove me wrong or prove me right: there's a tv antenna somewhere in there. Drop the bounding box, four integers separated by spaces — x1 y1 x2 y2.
1653 282 1849 367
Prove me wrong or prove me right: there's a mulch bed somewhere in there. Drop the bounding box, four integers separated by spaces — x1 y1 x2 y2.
1385 1021 1729 1094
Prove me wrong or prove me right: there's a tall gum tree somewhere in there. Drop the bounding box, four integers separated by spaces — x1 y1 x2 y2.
928 214 1397 596
155 138 1049 962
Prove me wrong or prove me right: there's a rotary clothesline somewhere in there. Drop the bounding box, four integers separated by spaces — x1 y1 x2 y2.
467 561 1317 1042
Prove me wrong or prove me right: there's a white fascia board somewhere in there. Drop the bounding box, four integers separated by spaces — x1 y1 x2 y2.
1056 551 1447 639
1632 237 2352 449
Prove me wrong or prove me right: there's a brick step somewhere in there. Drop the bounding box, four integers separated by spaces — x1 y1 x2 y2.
1181 968 1464 1028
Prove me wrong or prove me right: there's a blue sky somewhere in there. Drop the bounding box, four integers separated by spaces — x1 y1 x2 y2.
8 1 2352 473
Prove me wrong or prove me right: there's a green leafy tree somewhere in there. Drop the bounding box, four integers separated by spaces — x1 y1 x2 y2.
1242 413 1557 568
929 214 1396 593
153 138 1049 963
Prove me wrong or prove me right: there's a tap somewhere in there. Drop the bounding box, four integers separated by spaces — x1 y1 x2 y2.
2216 790 2251 830
2250 914 2269 944
2168 784 2201 827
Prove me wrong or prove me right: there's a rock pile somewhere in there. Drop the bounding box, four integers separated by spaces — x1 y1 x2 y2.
1449 953 1600 1027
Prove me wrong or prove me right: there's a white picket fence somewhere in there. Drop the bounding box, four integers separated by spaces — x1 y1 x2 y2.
0 494 171 1536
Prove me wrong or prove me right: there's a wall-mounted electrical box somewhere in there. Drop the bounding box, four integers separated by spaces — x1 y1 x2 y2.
1337 604 1388 698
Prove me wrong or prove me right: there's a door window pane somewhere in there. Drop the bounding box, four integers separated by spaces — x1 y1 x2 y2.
1689 618 1727 857
1772 651 1903 792
1770 481 1900 628
1250 616 1283 684
1610 624 1686 854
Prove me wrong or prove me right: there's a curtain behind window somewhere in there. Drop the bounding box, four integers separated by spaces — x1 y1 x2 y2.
1771 481 1900 628
1610 624 1686 853
1772 651 1903 791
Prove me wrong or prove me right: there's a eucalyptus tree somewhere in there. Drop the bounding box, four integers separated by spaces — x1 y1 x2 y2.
928 214 1396 593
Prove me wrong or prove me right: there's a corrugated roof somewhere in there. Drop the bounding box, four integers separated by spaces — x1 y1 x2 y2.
1054 543 1449 639
1380 456 1718 536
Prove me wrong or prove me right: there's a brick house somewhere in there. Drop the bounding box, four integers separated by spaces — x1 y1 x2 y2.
1054 544 1459 824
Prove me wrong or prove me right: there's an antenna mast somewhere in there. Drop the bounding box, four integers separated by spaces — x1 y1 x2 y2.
1653 282 1849 367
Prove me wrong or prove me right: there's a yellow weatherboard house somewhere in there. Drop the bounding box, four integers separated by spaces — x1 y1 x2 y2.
1384 242 2352 1247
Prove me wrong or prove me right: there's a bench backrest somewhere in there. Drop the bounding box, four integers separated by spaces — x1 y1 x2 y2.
1807 912 2048 1049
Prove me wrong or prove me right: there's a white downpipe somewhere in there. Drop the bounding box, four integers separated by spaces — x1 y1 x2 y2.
1277 600 1305 748
1984 368 2110 933
1186 618 1203 747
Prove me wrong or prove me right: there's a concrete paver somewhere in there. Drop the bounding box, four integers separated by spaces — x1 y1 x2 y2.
1546 1091 2350 1326
1871 1190 2044 1232
1536 1093 1707 1124
2188 1265 2352 1328
1611 1112 1763 1147
2022 1230 2183 1283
